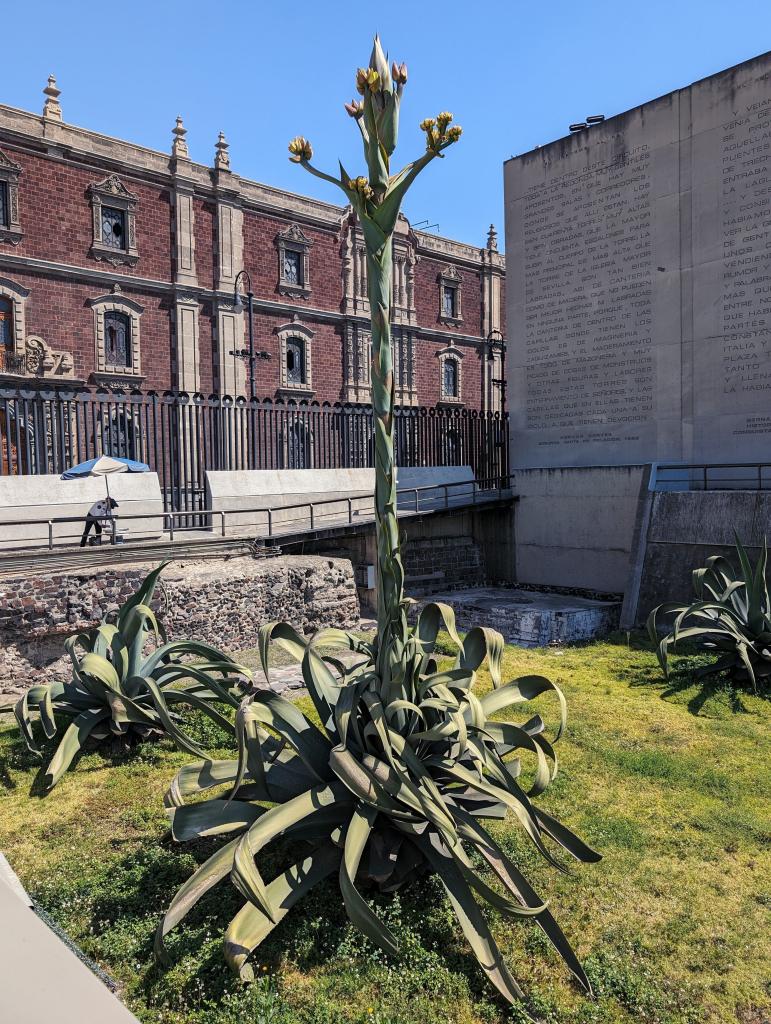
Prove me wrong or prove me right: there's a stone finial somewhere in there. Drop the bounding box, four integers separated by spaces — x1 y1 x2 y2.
215 131 231 171
172 116 189 159
487 223 498 251
43 75 62 121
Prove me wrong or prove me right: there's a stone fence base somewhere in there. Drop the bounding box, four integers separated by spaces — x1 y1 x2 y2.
0 555 360 703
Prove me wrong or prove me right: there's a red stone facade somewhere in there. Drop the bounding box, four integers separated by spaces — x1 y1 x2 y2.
0 83 505 412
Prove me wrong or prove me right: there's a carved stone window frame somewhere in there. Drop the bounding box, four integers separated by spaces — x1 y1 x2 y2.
89 289 144 386
0 277 28 364
276 224 312 299
437 343 464 405
276 320 314 396
438 264 463 325
0 150 23 246
88 174 139 267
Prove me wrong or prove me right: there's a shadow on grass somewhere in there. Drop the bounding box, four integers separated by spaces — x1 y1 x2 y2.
603 632 757 716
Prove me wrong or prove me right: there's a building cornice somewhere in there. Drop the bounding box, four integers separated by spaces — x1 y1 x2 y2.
0 102 497 259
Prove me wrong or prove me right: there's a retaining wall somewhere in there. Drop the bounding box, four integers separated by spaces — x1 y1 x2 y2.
0 554 359 703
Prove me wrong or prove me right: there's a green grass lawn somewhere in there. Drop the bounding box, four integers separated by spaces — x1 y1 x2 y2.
1 634 769 1024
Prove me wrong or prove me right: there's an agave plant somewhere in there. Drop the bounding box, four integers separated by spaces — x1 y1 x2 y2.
157 609 600 1005
648 534 771 692
157 36 599 1012
4 563 249 789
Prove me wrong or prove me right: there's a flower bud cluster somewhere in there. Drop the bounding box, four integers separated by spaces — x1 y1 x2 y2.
347 176 374 200
420 112 463 152
287 136 313 162
356 67 381 95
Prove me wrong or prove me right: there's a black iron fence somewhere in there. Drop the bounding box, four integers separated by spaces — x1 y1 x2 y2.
0 387 509 512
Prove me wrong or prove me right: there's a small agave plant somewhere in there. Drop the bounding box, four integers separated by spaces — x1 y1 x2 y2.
4 563 249 789
648 533 771 692
158 36 599 1011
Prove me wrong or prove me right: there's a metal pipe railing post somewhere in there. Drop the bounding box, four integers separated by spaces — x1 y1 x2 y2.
48 520 53 550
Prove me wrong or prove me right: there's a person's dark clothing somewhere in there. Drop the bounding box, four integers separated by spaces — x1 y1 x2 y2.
80 497 118 547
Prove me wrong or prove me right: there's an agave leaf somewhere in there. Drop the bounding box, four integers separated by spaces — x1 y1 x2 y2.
155 835 241 963
13 688 43 756
454 805 593 994
478 676 567 741
231 782 347 922
130 675 209 758
418 834 525 1005
340 803 400 955
44 708 111 789
461 626 504 688
169 799 263 841
224 844 342 979
249 690 333 782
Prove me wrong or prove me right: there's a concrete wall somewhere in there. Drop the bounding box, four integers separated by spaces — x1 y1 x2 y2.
513 465 645 593
622 489 771 626
206 466 476 537
505 52 771 468
0 473 163 549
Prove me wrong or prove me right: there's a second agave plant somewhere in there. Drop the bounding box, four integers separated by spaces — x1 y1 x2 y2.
5 563 249 789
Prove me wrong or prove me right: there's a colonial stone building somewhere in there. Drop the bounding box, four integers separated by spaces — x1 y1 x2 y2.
0 77 505 412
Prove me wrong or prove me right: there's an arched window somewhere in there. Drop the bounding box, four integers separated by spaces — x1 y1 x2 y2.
0 297 12 350
286 337 306 386
443 357 459 399
277 321 314 395
104 311 131 367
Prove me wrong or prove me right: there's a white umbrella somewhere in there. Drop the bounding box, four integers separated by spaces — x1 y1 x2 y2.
61 454 149 501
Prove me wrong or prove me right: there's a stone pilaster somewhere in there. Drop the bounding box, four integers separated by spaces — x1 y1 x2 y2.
212 132 246 397
170 117 201 392
481 224 505 414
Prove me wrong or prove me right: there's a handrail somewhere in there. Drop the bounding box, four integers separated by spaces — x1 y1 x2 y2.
0 475 515 550
651 462 771 491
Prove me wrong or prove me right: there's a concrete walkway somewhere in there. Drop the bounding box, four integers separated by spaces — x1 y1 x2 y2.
0 855 140 1024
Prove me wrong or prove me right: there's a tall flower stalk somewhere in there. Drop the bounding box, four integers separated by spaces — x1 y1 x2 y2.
288 37 462 679
158 38 599 1013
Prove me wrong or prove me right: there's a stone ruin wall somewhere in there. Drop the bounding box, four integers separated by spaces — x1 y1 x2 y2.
0 555 360 703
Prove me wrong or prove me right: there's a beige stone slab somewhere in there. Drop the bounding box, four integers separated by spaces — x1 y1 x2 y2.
0 873 139 1024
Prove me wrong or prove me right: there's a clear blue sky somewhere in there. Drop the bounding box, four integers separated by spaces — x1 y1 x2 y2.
2 1 770 248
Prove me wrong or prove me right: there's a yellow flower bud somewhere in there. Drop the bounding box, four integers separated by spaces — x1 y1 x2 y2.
437 111 453 131
446 125 463 142
348 176 373 199
419 118 436 132
288 136 313 162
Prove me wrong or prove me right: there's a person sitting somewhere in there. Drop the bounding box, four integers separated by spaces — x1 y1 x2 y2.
80 497 119 547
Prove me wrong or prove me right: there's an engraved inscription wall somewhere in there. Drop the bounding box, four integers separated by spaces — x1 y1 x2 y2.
505 52 771 467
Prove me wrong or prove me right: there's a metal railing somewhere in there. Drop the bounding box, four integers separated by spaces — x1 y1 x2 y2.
652 462 771 491
0 386 510 513
0 475 515 552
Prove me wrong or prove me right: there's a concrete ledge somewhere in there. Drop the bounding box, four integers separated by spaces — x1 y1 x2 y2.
206 466 477 537
0 473 164 549
0 863 139 1024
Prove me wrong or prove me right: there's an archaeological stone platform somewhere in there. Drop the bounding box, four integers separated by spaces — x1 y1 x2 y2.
411 587 620 647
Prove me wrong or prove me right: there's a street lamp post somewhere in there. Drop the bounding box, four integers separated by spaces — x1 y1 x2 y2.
233 269 255 401
486 328 505 415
